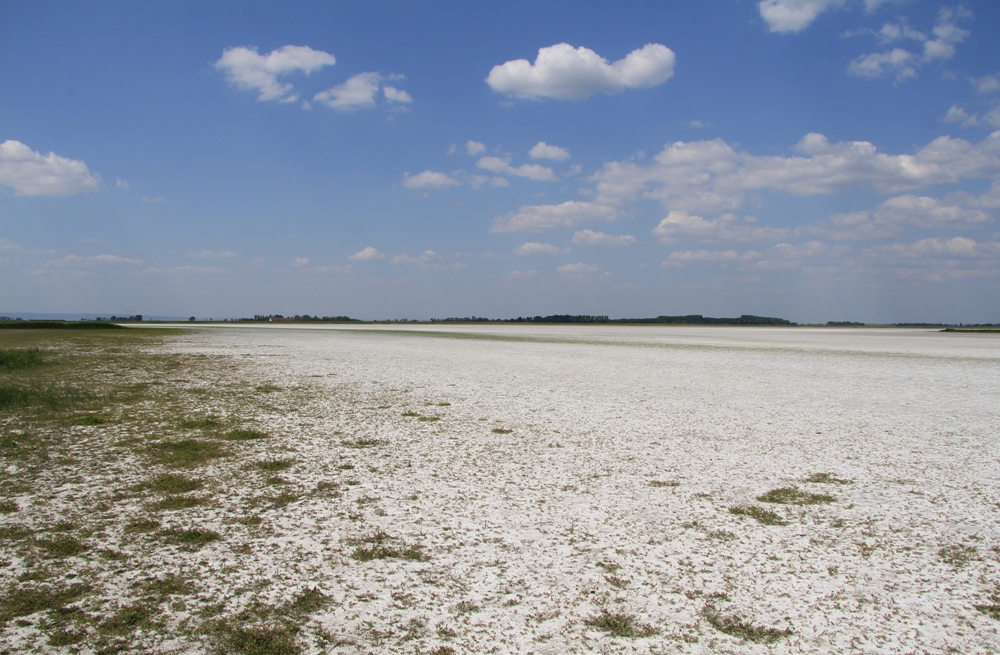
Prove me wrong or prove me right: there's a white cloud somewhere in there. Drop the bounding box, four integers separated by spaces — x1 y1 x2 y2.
116 178 128 190
513 242 568 256
215 45 335 102
508 270 538 280
971 74 1000 95
652 211 790 244
0 140 99 196
292 257 310 267
557 262 605 277
869 236 1000 259
465 141 486 156
663 249 758 267
491 201 618 232
349 246 385 261
314 72 380 111
848 7 970 82
190 250 238 259
758 0 844 33
809 194 993 240
476 156 556 181
383 86 412 104
391 250 466 270
486 42 675 101
529 142 570 161
571 230 637 246
591 132 1000 216
402 170 460 189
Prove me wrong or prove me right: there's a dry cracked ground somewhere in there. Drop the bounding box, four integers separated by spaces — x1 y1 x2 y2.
0 324 999 654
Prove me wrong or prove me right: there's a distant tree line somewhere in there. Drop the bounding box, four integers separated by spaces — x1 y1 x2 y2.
430 314 795 325
240 314 360 323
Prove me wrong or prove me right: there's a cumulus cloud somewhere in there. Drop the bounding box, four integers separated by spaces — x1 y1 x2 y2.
391 250 466 270
215 45 336 102
513 242 568 256
557 262 607 278
0 140 99 196
758 0 844 33
476 156 557 181
869 236 1000 259
349 246 385 261
591 132 1000 215
383 86 412 104
402 170 460 189
314 72 381 111
971 74 1000 95
292 257 310 267
652 211 790 244
465 141 486 156
662 249 759 267
848 7 971 82
491 201 619 232
571 230 637 246
529 142 571 161
808 193 994 240
57 254 143 266
486 43 675 101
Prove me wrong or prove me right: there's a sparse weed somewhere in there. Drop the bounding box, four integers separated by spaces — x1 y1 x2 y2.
649 480 679 488
125 517 161 533
729 505 787 526
160 527 221 548
804 472 852 484
584 610 657 638
100 601 159 635
71 414 107 426
138 573 195 598
257 458 294 472
939 543 979 568
343 438 383 448
701 606 791 643
757 487 835 505
349 531 428 562
152 495 205 511
225 429 269 441
179 416 223 430
0 348 45 371
216 621 300 655
35 534 87 559
255 384 283 393
149 473 203 494
0 499 18 513
150 439 227 466
491 428 513 434
0 583 90 624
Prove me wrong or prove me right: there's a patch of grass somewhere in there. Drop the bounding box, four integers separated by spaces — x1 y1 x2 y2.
0 524 34 540
267 492 299 508
976 591 1000 620
256 458 294 472
349 531 428 562
0 583 90 624
649 480 679 488
160 527 221 548
729 505 787 526
418 415 441 422
100 601 159 635
0 499 18 513
179 416 224 429
0 348 45 371
225 429 269 441
138 573 195 598
401 411 421 417
343 438 383 448
149 473 203 494
35 534 87 559
216 622 300 655
151 495 206 511
756 486 835 505
584 610 657 638
124 517 161 533
149 439 227 466
939 543 979 568
255 384 283 393
287 587 330 615
491 428 513 434
48 627 86 646
0 382 90 411
702 606 792 643
804 472 852 484
70 414 106 426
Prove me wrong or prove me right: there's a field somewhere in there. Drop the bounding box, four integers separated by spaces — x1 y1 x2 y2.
0 324 998 654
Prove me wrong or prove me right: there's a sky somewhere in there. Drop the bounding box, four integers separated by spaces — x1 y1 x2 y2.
2 0 999 323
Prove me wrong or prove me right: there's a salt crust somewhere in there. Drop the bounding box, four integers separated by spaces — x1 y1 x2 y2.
5 325 1000 653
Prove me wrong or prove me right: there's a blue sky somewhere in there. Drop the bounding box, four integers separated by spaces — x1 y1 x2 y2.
2 0 999 322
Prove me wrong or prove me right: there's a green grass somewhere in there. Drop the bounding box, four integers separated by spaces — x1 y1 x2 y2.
216 622 300 655
0 583 91 624
702 606 792 643
70 414 107 425
804 472 852 484
125 517 161 533
225 429 269 441
0 348 45 371
149 439 227 466
151 495 206 511
349 531 428 562
138 573 195 598
729 505 787 526
649 480 679 488
584 610 657 638
0 382 91 411
254 384 282 393
0 499 18 513
343 438 383 448
149 473 203 494
179 416 224 429
939 543 979 568
287 587 329 615
100 601 159 635
756 487 835 505
256 458 294 472
491 428 513 434
160 527 221 548
35 534 87 559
